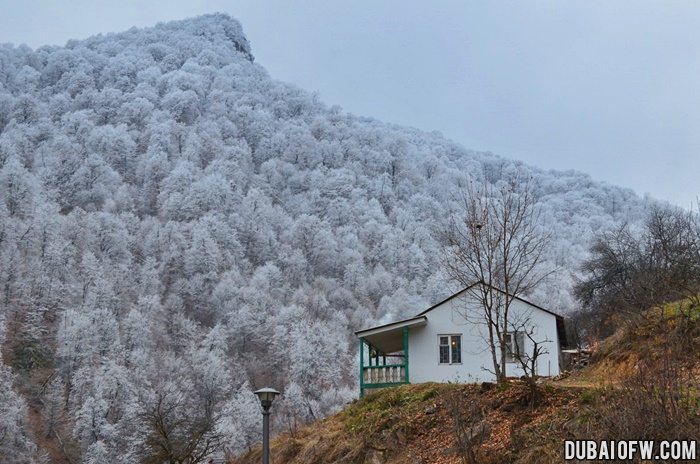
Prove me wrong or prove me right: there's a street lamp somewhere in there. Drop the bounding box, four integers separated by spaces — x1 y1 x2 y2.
254 387 280 464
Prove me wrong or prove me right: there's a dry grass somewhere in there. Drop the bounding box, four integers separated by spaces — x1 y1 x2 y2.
231 300 700 464
230 382 584 464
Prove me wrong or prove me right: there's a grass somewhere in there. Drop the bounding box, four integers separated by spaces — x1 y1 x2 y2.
342 383 455 435
231 298 700 464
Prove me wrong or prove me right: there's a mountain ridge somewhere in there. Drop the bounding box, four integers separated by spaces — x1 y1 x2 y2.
0 14 652 463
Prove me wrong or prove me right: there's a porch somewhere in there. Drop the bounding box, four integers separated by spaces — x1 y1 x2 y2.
356 315 427 397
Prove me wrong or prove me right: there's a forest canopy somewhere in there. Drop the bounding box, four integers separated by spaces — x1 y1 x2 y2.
0 14 653 462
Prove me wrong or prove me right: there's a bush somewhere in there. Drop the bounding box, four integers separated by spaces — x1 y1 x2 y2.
574 352 699 456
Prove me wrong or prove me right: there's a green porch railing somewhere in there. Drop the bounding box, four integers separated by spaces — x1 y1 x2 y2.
359 327 409 398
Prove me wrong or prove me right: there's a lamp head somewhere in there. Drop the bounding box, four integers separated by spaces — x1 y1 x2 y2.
254 387 280 409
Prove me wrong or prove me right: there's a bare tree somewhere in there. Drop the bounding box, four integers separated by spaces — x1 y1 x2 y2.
508 314 551 406
575 204 700 337
139 384 225 464
450 400 488 464
440 173 551 384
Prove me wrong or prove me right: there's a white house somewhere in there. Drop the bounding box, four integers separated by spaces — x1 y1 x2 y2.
355 282 566 397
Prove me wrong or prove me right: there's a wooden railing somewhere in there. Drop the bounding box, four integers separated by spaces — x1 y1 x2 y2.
362 364 406 385
359 329 409 397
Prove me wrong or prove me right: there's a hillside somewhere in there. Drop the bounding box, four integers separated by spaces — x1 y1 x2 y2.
233 301 700 464
566 299 700 386
0 13 655 462
233 382 583 464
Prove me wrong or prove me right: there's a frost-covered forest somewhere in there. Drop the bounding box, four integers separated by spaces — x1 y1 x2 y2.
0 14 651 463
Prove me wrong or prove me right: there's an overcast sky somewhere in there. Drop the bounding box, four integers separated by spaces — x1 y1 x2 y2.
1 1 698 208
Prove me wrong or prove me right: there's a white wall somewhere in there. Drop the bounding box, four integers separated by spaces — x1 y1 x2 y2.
408 291 560 383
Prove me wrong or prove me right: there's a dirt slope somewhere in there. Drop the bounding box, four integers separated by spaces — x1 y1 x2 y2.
232 301 700 464
231 382 590 464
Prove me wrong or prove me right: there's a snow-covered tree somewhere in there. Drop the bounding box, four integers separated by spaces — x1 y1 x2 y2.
0 317 39 463
0 12 658 461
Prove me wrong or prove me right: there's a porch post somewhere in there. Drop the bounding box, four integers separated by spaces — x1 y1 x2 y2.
403 326 409 384
359 337 365 398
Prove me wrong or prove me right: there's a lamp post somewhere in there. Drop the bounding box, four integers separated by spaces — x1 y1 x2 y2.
254 387 280 464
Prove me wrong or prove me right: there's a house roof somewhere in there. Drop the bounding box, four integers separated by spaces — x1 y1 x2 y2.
355 315 428 337
355 316 428 354
416 281 564 320
356 281 568 349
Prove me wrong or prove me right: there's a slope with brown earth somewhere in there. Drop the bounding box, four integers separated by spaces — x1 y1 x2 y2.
232 382 587 464
565 300 700 387
232 301 700 464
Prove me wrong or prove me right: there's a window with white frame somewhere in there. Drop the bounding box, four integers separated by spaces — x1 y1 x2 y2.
438 334 461 364
505 331 526 363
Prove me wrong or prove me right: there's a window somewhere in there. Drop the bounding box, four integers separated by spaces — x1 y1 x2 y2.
505 331 525 363
438 335 461 364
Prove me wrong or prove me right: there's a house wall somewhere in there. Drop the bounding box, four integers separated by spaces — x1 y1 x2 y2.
407 292 560 383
